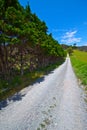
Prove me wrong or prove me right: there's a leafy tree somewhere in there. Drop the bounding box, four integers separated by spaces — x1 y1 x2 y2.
0 0 66 80
4 0 20 10
67 47 73 55
25 2 31 22
73 43 77 49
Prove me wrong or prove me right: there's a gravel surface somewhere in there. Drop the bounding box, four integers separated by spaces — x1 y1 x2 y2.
0 57 87 130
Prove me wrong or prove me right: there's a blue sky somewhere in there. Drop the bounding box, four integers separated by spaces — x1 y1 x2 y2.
19 0 87 46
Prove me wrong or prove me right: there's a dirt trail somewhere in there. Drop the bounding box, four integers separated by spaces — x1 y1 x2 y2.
0 57 87 130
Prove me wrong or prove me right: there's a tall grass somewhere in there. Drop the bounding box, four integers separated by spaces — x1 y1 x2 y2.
72 50 87 63
71 50 87 88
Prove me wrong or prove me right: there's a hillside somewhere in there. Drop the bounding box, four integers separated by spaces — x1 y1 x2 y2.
77 46 87 52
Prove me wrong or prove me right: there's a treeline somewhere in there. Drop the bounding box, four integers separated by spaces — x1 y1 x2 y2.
0 0 66 80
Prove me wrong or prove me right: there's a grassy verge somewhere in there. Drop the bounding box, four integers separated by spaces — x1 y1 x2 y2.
70 50 87 89
0 59 64 101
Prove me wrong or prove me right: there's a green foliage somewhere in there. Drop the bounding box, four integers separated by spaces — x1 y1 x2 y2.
0 60 64 101
11 76 21 86
4 0 20 10
5 7 24 27
0 0 66 99
25 2 31 21
67 47 73 55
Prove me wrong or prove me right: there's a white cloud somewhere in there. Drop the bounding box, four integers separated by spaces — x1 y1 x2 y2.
62 30 77 38
61 37 81 44
61 30 81 44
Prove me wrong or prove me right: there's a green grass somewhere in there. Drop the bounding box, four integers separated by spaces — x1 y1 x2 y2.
70 50 87 88
72 50 87 63
0 59 64 101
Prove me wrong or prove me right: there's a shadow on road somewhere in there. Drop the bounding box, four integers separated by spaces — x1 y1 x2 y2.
0 92 25 110
31 76 45 85
0 70 55 110
0 75 46 110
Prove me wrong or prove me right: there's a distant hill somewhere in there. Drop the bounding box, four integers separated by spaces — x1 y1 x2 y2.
61 44 87 52
77 46 87 52
61 44 69 49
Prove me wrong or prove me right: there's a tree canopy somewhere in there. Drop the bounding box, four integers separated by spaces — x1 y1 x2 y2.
0 0 66 79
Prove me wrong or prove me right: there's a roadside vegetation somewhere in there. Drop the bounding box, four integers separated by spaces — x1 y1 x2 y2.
0 60 64 101
0 0 66 100
70 50 87 89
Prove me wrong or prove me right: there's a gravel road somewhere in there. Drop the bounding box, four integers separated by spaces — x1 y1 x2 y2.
0 57 87 130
